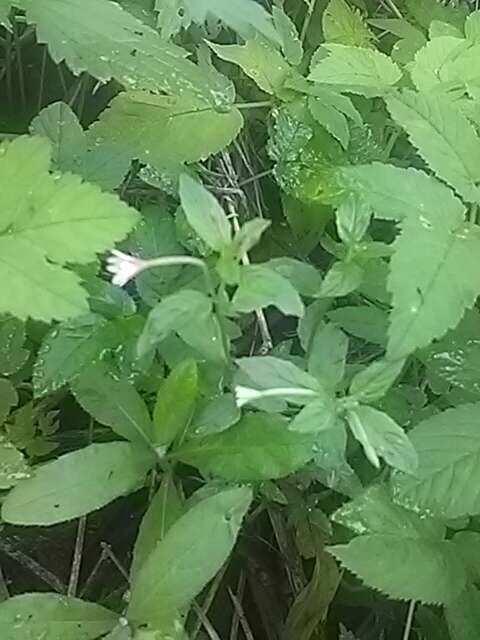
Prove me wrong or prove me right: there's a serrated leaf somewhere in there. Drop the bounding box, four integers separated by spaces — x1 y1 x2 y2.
179 174 231 251
308 323 348 390
290 397 337 434
391 403 480 519
0 136 138 322
308 95 350 149
210 39 291 95
130 473 184 579
319 260 364 297
0 436 30 490
272 6 302 66
346 405 418 473
184 0 280 45
349 359 405 402
409 36 467 93
175 413 315 481
265 257 322 297
90 92 243 170
2 442 154 525
387 215 480 359
0 593 118 640
232 264 304 317
309 44 401 97
128 486 252 626
13 0 232 106
72 362 154 446
0 317 29 375
327 305 388 345
153 360 197 447
386 90 480 203
323 0 374 48
329 486 466 604
33 314 117 397
137 290 213 357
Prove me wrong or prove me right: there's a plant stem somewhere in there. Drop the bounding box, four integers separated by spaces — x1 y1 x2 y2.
300 0 318 43
402 600 416 640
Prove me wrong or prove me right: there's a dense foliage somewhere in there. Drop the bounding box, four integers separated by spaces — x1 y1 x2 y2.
1 0 480 638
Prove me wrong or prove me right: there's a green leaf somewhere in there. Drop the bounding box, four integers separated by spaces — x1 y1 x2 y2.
391 403 480 519
2 442 154 525
130 473 184 579
232 264 304 317
0 593 118 640
184 0 280 45
0 136 138 322
72 362 154 446
329 486 466 604
322 0 374 48
14 0 232 106
290 397 337 434
179 175 231 251
319 260 364 297
409 36 467 93
175 413 315 481
33 314 117 397
176 309 227 363
465 11 480 44
210 39 291 95
405 0 467 31
0 317 29 375
446 587 480 640
153 360 197 448
31 101 130 192
346 405 418 473
387 215 480 359
265 258 322 297
0 436 30 490
128 486 252 626
155 0 190 39
308 93 352 149
386 90 480 203
89 92 243 170
272 6 302 66
309 44 402 97
236 356 320 392
308 323 348 390
231 218 270 258
190 393 240 437
335 193 371 245
328 305 388 345
137 290 213 357
349 359 405 402
0 379 17 426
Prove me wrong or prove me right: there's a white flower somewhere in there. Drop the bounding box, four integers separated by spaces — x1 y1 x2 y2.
234 386 265 408
106 250 148 287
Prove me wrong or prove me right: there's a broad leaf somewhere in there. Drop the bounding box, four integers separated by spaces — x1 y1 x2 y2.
33 314 118 397
386 90 480 203
153 360 197 447
190 393 240 437
446 587 480 640
335 193 371 245
137 290 212 357
329 486 466 604
175 413 315 481
290 397 337 434
0 136 138 322
349 359 405 402
0 436 30 490
328 305 388 345
90 92 243 170
72 362 154 446
391 403 480 519
2 442 154 525
346 405 418 473
128 486 252 626
14 0 232 106
210 39 291 95
323 0 374 48
130 473 184 579
308 323 348 390
0 317 29 376
0 378 17 425
272 5 302 66
0 593 118 640
232 264 304 317
265 258 322 297
319 260 364 297
309 44 402 97
236 356 320 392
179 175 231 251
